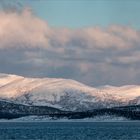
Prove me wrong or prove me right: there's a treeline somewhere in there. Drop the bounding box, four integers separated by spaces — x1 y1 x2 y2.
45 105 140 120
0 100 62 119
0 100 140 120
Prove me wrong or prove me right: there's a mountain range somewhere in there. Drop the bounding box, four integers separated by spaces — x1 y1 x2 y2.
0 73 140 120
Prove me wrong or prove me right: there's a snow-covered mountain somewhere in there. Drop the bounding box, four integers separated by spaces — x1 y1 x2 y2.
0 73 140 111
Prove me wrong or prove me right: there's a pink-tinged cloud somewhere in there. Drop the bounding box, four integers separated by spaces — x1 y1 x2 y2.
50 25 140 50
0 8 50 49
0 8 140 51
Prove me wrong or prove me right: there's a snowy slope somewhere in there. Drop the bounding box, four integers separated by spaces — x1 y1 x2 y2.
0 73 140 111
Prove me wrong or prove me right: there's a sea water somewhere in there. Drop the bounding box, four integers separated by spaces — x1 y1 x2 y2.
0 122 140 140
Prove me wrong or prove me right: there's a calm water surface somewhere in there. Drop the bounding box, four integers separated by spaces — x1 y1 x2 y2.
0 122 140 140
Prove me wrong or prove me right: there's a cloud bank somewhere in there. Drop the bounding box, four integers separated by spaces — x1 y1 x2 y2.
0 8 140 86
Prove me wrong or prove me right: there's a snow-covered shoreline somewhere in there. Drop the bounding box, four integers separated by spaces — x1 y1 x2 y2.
0 115 130 122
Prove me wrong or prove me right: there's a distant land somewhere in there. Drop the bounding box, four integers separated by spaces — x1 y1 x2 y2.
0 73 140 121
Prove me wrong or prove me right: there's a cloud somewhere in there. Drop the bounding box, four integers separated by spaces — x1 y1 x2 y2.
0 8 140 86
0 7 50 49
50 25 140 50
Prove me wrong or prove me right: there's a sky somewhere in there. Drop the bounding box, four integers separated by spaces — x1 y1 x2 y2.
0 0 140 86
21 0 140 29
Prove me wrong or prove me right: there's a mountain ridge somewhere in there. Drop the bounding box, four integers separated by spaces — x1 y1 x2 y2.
0 73 140 112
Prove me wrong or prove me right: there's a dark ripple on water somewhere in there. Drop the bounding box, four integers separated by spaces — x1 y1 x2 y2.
0 122 140 140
